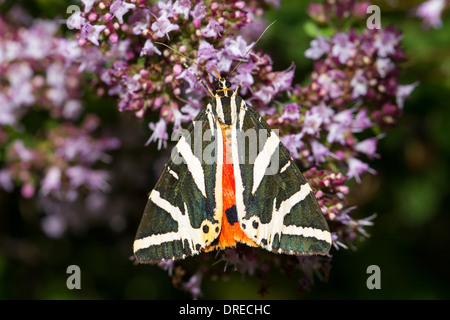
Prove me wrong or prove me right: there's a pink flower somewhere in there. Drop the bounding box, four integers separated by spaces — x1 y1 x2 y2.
0 169 14 192
176 68 201 94
173 63 183 76
355 138 380 159
376 57 395 78
326 110 353 145
158 260 175 276
21 183 35 198
223 35 252 58
201 19 223 38
216 51 233 74
253 85 276 104
151 13 180 39
310 140 331 164
350 69 368 99
41 214 67 238
311 102 335 126
373 29 401 58
305 36 330 60
110 0 136 24
279 103 301 123
346 157 376 183
82 0 97 13
316 70 345 99
157 0 175 17
331 33 356 64
140 39 162 56
302 108 323 137
80 23 106 46
352 108 373 132
65 166 110 192
146 118 168 150
197 40 218 62
179 96 203 121
11 140 34 162
271 63 296 93
396 82 419 109
230 61 255 94
182 271 203 299
280 133 304 159
190 2 207 20
173 0 192 19
40 167 62 196
0 95 16 125
415 0 446 29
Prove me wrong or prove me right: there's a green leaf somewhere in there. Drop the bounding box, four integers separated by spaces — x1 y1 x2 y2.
303 21 335 38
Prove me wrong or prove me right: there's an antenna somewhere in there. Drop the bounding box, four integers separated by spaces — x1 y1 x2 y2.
226 20 276 80
154 41 218 80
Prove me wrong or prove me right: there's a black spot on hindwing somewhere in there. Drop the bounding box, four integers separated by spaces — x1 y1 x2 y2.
225 205 238 226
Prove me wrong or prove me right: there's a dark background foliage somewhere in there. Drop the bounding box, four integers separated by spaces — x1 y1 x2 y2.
0 0 449 299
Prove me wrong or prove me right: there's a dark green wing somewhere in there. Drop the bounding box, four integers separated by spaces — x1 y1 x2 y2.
233 101 331 256
134 106 223 263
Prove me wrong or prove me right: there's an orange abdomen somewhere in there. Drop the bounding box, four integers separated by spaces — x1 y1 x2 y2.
206 127 257 251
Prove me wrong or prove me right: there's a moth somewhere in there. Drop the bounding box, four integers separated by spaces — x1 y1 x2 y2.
133 28 331 264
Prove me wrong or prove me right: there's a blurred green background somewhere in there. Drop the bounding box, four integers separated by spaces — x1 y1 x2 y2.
1 0 449 299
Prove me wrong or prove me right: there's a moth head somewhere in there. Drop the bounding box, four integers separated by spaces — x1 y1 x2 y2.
214 78 231 96
210 68 231 97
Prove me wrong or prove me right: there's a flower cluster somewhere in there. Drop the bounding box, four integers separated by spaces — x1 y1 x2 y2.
264 4 417 291
274 25 418 187
0 15 120 237
307 0 371 25
72 0 418 298
74 0 287 148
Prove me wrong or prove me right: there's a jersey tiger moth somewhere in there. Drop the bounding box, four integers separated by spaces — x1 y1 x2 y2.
133 27 332 263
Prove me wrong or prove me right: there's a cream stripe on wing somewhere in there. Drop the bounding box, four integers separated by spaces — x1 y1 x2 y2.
213 120 224 223
251 131 280 195
280 161 291 174
167 167 179 180
206 104 215 136
241 183 331 248
232 123 247 221
238 100 246 130
265 183 313 240
230 96 237 125
282 225 332 243
134 231 180 252
133 190 204 253
275 183 312 220
176 136 206 198
215 97 224 123
276 183 331 243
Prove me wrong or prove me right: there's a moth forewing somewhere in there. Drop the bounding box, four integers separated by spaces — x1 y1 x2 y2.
234 105 332 255
134 108 222 263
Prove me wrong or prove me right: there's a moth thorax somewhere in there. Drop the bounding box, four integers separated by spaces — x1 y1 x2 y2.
215 96 237 126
